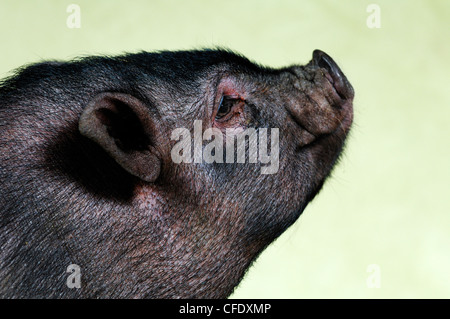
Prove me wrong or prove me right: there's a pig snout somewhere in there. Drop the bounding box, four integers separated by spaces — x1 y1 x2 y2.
286 50 354 146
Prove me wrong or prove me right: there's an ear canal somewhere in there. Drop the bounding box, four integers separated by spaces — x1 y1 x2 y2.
79 92 161 183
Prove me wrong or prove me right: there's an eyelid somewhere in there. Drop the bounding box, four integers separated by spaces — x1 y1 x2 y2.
223 94 240 99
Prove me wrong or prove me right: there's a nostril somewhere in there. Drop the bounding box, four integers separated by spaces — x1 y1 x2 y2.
313 50 341 83
312 49 353 100
316 53 334 77
313 50 330 68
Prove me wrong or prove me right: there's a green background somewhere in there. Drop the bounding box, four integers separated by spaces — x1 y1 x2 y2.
1 0 449 298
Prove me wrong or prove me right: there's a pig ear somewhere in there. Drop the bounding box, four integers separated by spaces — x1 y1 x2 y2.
79 92 161 183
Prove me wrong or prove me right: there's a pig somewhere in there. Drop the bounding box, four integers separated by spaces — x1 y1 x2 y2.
0 49 354 298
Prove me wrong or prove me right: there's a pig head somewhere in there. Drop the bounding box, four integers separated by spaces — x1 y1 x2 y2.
0 49 353 298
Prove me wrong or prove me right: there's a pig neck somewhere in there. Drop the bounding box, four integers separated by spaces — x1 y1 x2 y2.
131 183 264 298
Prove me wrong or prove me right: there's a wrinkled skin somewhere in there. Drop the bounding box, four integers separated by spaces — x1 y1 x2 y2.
0 49 353 298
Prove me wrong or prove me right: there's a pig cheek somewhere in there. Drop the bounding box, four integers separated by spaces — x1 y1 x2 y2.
134 183 163 214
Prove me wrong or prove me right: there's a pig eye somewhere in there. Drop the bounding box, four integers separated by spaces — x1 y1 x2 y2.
216 96 239 119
